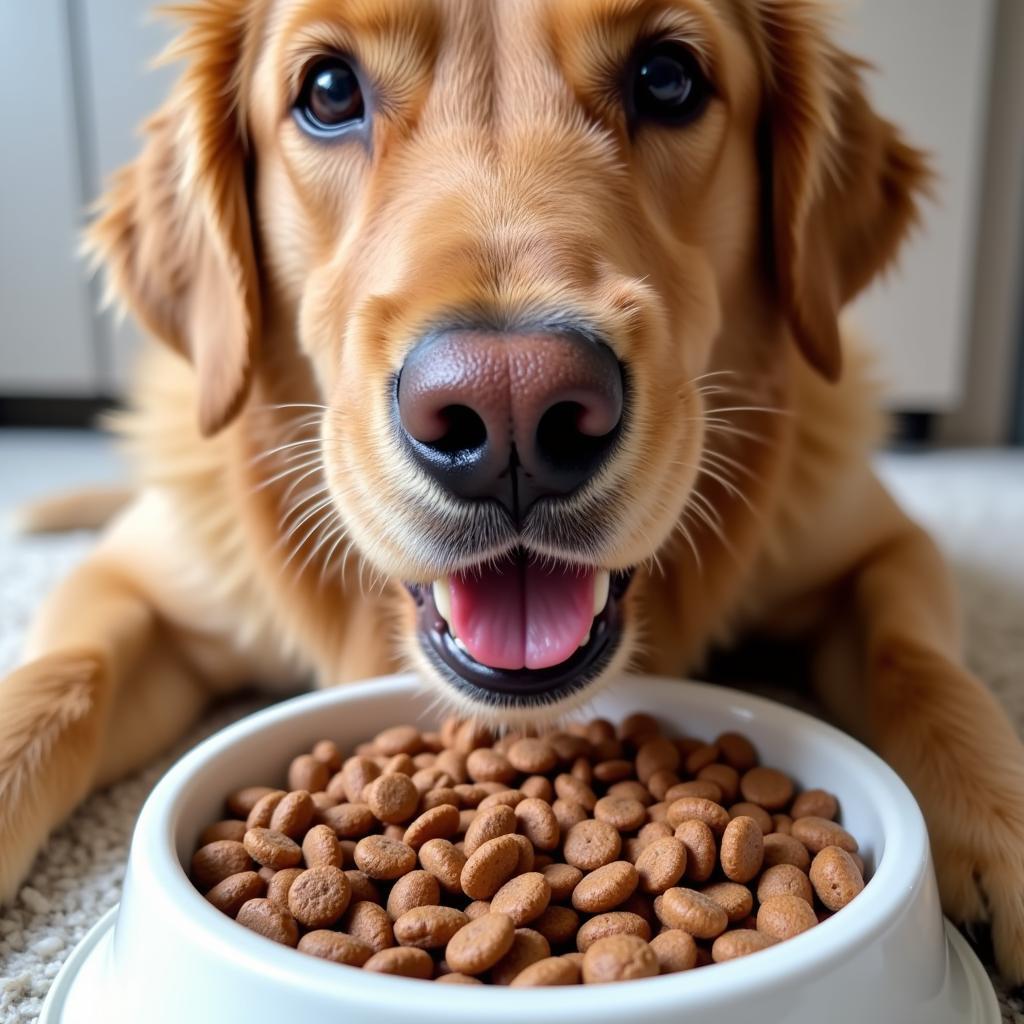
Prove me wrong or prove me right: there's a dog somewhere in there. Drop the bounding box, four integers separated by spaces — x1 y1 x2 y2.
3 0 1023 983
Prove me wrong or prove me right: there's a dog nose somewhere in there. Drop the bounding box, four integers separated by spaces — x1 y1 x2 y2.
396 329 624 514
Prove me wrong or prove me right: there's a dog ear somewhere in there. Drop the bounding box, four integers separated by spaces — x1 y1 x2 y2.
87 2 259 436
760 3 930 381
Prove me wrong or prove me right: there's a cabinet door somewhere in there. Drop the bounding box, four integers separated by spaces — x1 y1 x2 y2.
841 0 995 410
78 0 176 392
0 1 98 394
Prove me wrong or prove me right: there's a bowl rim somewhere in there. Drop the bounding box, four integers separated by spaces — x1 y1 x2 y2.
130 673 931 1017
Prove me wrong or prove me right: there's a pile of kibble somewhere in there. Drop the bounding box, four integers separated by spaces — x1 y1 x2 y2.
189 714 866 985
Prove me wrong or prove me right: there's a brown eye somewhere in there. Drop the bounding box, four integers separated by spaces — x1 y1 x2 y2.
296 57 364 135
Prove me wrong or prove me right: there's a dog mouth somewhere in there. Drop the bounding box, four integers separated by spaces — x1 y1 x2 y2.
406 551 634 705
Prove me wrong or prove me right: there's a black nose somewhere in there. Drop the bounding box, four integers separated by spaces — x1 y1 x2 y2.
396 329 625 516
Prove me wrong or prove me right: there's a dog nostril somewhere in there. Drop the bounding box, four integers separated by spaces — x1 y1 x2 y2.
426 405 488 456
536 400 620 473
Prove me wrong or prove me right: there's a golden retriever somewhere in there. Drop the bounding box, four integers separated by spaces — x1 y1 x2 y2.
3 0 1024 983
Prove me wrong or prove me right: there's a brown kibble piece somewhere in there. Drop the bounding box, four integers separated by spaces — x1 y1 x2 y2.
757 893 818 939
635 737 680 784
461 835 521 900
729 802 774 835
791 816 859 854
674 819 717 883
697 763 740 804
419 838 467 893
762 832 812 871
322 802 375 839
353 835 417 879
445 913 516 974
192 840 253 890
394 905 469 949
374 725 424 757
635 836 687 894
403 804 460 850
367 773 420 824
507 738 557 774
288 866 351 928
436 972 484 985
364 947 433 978
809 846 865 911
720 816 765 883
511 956 581 987
666 797 730 835
649 929 698 973
563 819 621 870
205 871 265 917
715 732 758 772
199 820 248 846
236 898 298 947
740 767 794 811
341 756 380 803
243 828 303 870
266 867 304 908
655 887 728 939
552 799 588 837
757 863 814 905
302 824 343 868
311 739 343 770
490 928 551 985
226 786 276 819
464 804 516 855
572 861 638 913
582 934 658 984
700 881 754 923
298 930 373 966
791 788 839 820
533 905 580 945
288 754 330 794
554 774 597 811
594 795 647 832
542 863 583 902
711 929 777 962
343 900 395 952
246 791 286 831
491 872 552 926
466 748 516 785
515 798 560 850
576 912 651 952
344 869 381 904
387 869 441 920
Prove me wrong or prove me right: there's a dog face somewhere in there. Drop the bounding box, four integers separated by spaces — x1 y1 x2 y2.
91 0 925 720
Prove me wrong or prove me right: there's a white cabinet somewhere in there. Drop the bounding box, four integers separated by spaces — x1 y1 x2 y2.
0 1 98 394
841 0 996 412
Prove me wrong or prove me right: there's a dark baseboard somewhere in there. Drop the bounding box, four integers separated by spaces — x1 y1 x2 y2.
0 396 119 429
888 411 935 449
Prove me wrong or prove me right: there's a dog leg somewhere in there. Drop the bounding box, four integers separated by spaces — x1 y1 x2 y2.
0 555 209 904
814 523 1024 983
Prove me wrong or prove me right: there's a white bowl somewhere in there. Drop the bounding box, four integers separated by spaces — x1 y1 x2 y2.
42 674 998 1023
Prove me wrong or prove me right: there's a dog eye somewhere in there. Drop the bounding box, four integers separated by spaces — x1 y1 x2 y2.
632 41 710 125
296 58 364 135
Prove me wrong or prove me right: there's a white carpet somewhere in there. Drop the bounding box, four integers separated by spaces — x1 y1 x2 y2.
0 440 1022 1022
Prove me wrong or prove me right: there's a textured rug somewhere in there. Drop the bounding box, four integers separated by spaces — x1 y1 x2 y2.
1 449 1022 1022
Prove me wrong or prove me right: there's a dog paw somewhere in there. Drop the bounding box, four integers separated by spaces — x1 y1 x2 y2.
0 652 103 908
933 821 1024 985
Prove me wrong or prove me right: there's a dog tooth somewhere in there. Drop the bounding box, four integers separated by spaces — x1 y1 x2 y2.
433 579 452 627
578 630 592 649
593 571 610 616
453 636 469 654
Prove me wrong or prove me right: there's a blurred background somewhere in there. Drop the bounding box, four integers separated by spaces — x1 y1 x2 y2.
0 0 1022 499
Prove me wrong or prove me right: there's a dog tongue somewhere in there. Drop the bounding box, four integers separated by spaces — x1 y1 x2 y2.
448 558 596 671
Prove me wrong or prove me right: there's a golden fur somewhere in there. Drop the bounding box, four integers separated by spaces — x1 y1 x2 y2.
4 0 1024 981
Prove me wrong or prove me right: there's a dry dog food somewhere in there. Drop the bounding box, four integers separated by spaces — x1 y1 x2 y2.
189 715 867 985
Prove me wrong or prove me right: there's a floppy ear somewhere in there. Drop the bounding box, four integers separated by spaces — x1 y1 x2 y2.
87 1 259 436
760 2 930 381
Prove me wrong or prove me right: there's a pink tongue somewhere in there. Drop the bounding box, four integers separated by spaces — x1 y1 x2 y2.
448 559 596 671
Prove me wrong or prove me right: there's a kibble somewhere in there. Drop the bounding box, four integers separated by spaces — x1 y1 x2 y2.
193 715 869 985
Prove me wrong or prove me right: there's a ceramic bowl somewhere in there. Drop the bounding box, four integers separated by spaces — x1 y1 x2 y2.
42 673 998 1023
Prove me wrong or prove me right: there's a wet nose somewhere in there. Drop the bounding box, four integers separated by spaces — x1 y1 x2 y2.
396 329 625 515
